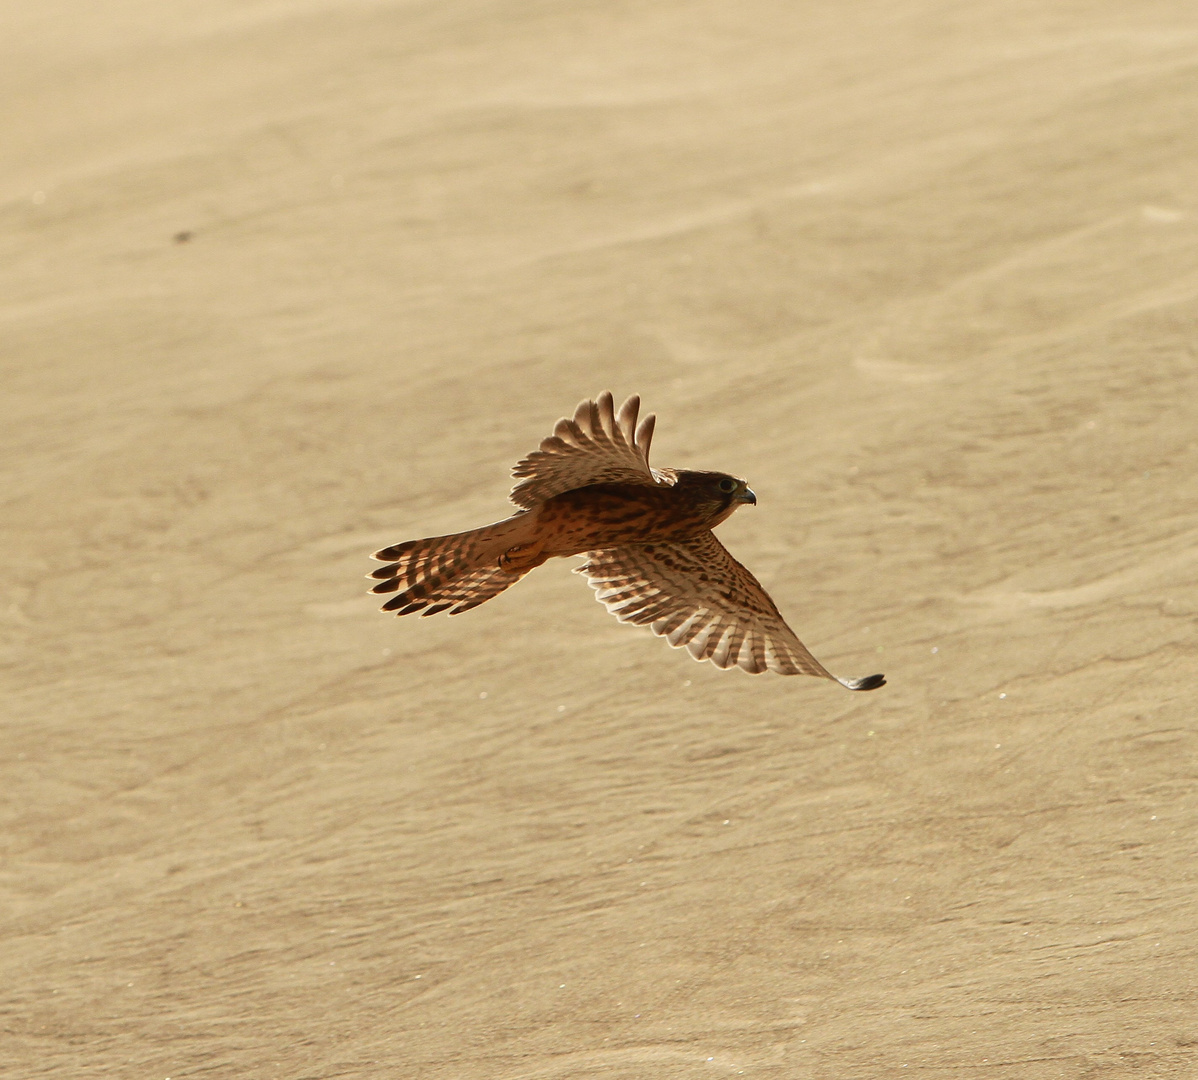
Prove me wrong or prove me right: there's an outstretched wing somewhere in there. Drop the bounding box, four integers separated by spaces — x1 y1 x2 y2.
510 392 670 509
576 532 884 690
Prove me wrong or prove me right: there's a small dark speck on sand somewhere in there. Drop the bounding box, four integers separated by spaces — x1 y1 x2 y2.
173 231 194 244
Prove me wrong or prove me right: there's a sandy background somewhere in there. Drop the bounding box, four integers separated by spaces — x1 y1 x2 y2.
4 1 1198 1076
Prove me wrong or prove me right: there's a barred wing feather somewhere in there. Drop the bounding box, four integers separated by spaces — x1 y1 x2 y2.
509 392 668 509
576 533 884 690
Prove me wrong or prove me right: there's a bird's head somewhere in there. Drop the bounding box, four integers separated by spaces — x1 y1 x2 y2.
672 470 757 526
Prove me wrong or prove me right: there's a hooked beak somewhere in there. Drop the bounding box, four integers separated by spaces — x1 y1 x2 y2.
738 486 757 505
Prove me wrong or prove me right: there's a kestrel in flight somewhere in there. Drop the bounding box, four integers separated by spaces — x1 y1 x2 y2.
369 393 884 691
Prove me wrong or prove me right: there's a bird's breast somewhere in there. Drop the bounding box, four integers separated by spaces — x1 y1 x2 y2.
533 484 714 556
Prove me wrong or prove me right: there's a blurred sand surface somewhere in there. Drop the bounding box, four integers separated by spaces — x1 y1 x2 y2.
3 1 1198 1076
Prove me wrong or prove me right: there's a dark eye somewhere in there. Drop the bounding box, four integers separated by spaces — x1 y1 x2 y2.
718 478 737 493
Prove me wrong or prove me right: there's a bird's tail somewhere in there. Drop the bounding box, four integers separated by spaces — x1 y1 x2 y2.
367 515 535 616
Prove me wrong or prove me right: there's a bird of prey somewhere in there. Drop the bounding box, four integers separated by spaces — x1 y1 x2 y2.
369 393 884 691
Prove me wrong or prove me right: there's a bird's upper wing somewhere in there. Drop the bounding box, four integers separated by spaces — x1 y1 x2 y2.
576 532 884 690
509 392 670 509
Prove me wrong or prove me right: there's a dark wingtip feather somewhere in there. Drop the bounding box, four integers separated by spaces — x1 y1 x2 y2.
372 540 417 561
380 594 426 614
844 673 886 692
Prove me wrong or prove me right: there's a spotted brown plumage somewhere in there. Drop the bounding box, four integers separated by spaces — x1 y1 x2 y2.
369 392 884 691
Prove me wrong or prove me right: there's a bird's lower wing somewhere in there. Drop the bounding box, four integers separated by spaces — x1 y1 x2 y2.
576 533 884 690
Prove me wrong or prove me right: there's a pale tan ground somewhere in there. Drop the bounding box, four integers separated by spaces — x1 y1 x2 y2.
3 2 1198 1077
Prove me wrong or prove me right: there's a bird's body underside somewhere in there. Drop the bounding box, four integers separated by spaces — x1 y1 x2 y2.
369 392 884 691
